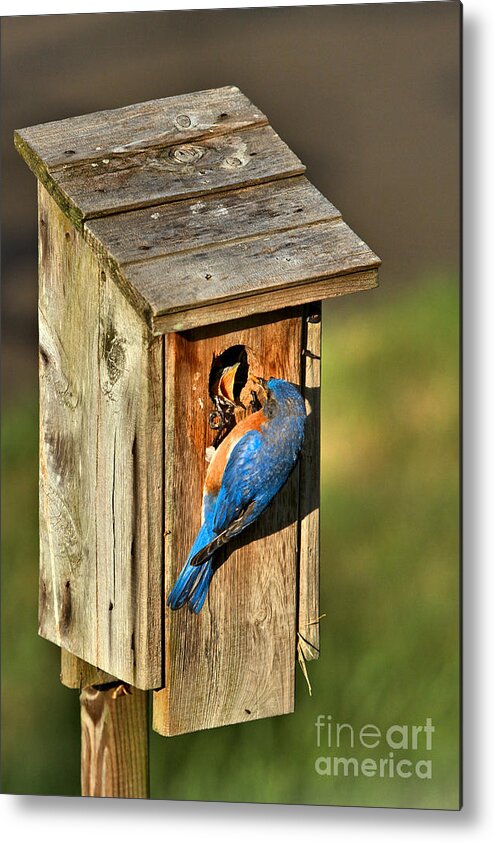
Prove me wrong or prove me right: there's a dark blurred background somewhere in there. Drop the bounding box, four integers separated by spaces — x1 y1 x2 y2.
1 3 460 807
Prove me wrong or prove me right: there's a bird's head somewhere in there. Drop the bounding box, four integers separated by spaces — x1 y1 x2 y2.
250 375 306 420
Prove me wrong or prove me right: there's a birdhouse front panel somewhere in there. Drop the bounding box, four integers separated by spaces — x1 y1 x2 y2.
154 310 304 735
15 86 379 727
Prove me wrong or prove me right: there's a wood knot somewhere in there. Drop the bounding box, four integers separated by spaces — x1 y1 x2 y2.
174 113 192 129
101 320 126 396
42 480 82 572
223 156 244 169
39 344 49 367
169 144 203 164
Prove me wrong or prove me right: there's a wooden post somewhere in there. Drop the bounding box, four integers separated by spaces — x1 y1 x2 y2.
80 683 149 798
62 650 149 798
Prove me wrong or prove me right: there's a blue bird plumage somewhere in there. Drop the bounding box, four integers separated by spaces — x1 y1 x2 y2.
167 377 306 613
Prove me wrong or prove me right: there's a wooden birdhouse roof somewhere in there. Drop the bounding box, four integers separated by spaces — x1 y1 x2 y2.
15 86 380 333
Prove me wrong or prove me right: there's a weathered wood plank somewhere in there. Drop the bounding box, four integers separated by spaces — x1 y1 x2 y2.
121 218 380 327
38 185 163 689
56 125 303 222
85 177 340 266
61 649 116 690
81 684 149 798
153 309 303 736
16 89 379 340
298 304 321 663
95 266 163 689
19 124 304 228
15 86 267 169
38 185 100 668
151 268 378 334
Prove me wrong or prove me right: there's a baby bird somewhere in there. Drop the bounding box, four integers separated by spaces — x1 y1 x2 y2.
167 377 306 613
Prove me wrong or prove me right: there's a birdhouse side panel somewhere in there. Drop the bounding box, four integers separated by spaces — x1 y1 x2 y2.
154 310 304 736
38 186 163 689
298 305 321 663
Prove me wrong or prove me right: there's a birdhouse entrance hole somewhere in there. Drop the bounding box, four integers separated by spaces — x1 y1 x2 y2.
208 344 265 447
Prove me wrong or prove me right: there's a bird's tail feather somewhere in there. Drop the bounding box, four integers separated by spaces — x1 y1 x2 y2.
167 521 215 611
167 558 201 610
187 560 214 614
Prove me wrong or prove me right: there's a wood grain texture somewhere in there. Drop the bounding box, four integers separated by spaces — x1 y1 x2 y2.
153 309 304 736
298 305 321 661
16 88 380 336
57 124 303 221
38 185 163 689
16 86 267 169
85 177 340 266
18 123 303 228
151 268 378 335
61 649 116 690
122 219 379 331
81 684 149 798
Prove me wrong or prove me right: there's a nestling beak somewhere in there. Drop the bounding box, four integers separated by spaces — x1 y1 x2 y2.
217 362 240 403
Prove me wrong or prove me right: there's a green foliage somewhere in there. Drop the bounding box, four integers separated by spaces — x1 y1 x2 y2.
1 402 80 795
1 277 459 807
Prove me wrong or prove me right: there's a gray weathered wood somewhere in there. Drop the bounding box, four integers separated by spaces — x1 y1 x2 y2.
151 268 378 334
16 88 380 338
61 649 116 690
85 177 340 266
18 123 303 228
54 125 303 222
122 218 380 331
15 86 267 169
298 304 321 663
154 310 303 736
38 185 163 690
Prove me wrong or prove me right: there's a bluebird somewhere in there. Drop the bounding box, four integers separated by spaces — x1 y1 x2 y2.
167 374 306 613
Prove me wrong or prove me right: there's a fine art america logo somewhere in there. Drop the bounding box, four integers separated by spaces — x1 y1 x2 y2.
314 715 435 780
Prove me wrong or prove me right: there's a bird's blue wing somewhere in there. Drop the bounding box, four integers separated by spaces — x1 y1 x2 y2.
212 429 264 535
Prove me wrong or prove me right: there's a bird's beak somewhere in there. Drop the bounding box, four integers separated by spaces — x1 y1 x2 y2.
218 362 240 403
250 373 268 389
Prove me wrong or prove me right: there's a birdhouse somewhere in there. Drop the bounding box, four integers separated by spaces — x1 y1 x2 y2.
15 86 380 737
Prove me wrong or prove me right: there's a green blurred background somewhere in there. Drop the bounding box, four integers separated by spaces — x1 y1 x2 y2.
1 3 460 808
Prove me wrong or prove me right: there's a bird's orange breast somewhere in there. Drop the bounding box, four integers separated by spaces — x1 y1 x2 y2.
204 409 265 496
